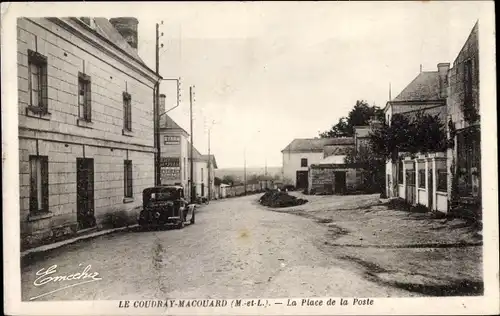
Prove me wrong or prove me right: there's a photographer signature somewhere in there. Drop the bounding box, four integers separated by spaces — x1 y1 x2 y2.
29 264 102 300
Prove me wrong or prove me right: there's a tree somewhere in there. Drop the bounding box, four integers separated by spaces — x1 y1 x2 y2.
222 175 235 186
214 177 222 186
370 112 446 163
320 100 384 138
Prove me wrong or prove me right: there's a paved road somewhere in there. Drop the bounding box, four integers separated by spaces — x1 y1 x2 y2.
22 195 413 301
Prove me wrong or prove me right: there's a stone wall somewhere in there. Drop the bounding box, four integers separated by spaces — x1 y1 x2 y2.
309 167 360 194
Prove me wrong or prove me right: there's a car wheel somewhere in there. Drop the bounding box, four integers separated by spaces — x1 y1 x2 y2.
177 220 185 229
190 210 195 224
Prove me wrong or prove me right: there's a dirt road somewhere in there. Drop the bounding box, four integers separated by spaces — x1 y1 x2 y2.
22 195 415 301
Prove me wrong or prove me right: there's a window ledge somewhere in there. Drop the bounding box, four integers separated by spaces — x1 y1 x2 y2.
122 129 135 137
27 212 53 222
77 118 94 128
123 197 134 203
26 106 52 120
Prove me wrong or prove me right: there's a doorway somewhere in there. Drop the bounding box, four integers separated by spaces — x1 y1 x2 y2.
76 158 96 230
296 171 308 189
428 167 434 211
334 171 346 194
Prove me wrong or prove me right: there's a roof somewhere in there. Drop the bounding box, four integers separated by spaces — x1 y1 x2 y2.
281 137 354 153
393 71 442 102
160 115 189 135
202 154 218 169
323 145 353 157
92 18 147 67
220 183 231 188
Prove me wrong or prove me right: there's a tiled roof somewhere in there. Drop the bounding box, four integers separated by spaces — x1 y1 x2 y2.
281 138 354 153
323 144 353 157
92 18 148 67
202 154 218 169
393 71 442 102
160 114 189 135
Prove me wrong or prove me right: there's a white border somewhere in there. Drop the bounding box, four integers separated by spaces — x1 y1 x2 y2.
2 2 499 315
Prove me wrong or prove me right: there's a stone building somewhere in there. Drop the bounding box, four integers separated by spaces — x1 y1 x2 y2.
308 163 363 195
281 137 354 189
384 65 448 200
446 22 481 215
17 17 160 249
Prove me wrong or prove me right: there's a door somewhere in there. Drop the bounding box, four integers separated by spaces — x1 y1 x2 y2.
334 172 346 194
201 183 205 197
428 167 434 211
77 158 96 230
296 171 308 189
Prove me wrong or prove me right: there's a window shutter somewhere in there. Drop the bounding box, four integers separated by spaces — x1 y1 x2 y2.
29 158 38 213
86 80 92 121
41 156 49 212
127 162 133 197
127 99 132 130
41 65 48 112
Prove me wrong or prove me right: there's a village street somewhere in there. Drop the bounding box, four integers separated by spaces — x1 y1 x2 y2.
21 194 429 301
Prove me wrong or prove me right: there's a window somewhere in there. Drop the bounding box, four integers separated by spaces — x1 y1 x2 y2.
29 155 49 213
28 50 48 112
201 168 204 183
464 59 473 105
437 169 447 192
300 158 308 167
457 127 481 197
124 160 133 198
123 92 132 131
418 169 426 188
78 72 92 121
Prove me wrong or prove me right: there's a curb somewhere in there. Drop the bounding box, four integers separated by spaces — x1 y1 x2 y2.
21 224 139 258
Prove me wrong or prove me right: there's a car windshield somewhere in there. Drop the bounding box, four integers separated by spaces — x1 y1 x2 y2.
150 191 176 201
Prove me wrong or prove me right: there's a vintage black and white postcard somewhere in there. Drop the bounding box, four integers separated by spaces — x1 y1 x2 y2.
2 1 498 315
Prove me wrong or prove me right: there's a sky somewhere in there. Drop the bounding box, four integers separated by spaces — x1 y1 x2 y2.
123 2 485 169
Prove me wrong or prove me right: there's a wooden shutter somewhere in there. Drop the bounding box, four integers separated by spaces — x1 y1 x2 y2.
127 161 133 197
40 64 48 112
127 98 132 130
29 157 38 213
85 79 92 121
41 156 49 212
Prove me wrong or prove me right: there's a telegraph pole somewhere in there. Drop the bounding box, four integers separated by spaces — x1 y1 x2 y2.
154 22 161 186
189 86 195 203
208 128 211 201
244 148 247 196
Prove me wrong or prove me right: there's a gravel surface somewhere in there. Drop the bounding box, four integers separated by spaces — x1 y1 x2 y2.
22 195 415 301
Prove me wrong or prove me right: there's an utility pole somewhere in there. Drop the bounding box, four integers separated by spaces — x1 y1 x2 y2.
208 128 211 201
154 22 161 186
189 86 195 203
244 148 247 196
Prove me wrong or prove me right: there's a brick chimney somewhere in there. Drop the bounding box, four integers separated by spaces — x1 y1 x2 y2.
109 17 139 52
437 63 450 99
160 94 166 112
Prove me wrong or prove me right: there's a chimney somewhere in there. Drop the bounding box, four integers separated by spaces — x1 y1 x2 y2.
437 63 450 99
160 94 166 112
109 17 139 52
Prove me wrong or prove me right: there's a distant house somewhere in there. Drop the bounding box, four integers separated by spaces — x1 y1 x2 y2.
281 138 354 189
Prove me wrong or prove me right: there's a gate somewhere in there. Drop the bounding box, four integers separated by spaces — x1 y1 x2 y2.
405 162 416 205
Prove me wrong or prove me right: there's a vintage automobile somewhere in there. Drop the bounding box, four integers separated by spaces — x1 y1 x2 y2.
139 185 195 229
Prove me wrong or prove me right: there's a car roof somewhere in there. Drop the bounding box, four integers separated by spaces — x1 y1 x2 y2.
143 185 184 191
